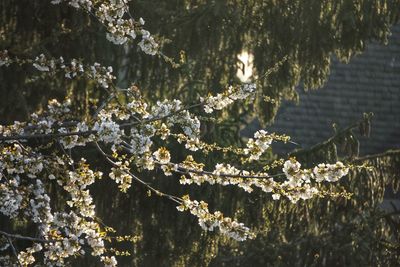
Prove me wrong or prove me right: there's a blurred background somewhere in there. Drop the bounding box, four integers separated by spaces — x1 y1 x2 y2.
1 1 399 266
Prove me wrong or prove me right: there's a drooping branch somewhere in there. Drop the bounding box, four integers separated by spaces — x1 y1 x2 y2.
290 113 373 161
353 149 400 163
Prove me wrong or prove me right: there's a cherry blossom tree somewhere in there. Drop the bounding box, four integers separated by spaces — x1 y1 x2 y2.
0 1 357 266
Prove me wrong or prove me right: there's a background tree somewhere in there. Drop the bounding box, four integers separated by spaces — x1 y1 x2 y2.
0 0 399 266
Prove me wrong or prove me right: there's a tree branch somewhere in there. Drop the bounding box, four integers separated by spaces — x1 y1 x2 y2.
4 236 22 267
0 230 52 243
352 149 400 162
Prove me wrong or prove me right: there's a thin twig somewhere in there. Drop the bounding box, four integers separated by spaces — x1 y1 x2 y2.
93 93 115 118
175 165 285 180
0 130 95 142
4 236 22 267
93 142 182 204
0 230 52 244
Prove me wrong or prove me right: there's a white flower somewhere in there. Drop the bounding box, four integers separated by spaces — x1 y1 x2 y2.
33 54 52 72
272 193 281 200
313 161 349 182
138 35 158 55
153 147 171 164
282 159 301 178
101 256 117 267
93 118 121 144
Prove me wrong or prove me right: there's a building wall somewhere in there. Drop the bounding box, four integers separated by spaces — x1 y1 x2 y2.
265 24 400 156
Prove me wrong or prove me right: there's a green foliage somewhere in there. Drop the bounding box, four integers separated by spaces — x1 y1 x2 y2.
1 1 399 266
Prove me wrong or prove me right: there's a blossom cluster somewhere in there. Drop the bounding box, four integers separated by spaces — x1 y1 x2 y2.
244 130 273 161
201 83 257 113
176 155 349 203
31 54 116 89
176 195 256 241
0 50 10 66
0 80 311 266
149 99 201 139
0 144 114 266
0 60 351 264
172 130 289 157
58 122 93 149
109 161 132 192
0 83 352 266
0 52 119 98
93 110 123 144
51 0 158 54
312 162 349 182
283 159 349 184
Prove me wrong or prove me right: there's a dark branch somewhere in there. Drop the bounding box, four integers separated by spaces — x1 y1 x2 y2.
0 230 53 243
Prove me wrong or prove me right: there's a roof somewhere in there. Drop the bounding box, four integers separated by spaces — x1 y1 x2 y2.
263 24 400 156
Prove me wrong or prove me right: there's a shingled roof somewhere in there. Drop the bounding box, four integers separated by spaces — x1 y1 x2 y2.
263 23 400 156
